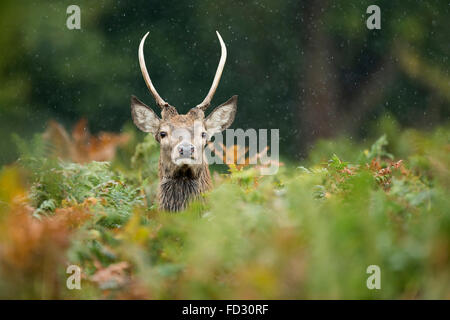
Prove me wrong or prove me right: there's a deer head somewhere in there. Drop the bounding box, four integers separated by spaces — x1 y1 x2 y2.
131 31 237 211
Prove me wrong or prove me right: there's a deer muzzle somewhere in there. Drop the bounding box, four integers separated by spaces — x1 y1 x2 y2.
177 142 195 158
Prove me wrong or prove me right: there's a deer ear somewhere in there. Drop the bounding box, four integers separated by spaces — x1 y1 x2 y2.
131 95 160 134
204 95 237 136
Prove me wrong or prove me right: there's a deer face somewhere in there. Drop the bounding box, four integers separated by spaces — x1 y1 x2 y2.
131 95 237 172
130 31 237 176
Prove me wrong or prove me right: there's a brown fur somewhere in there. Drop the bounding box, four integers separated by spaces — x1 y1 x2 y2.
158 161 212 211
157 111 212 212
131 96 237 212
132 31 237 212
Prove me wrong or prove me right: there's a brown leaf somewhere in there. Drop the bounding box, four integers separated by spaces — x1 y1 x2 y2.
90 261 130 289
208 143 283 171
0 202 72 298
43 118 130 163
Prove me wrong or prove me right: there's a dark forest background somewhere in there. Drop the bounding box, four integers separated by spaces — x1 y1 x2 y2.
0 0 448 164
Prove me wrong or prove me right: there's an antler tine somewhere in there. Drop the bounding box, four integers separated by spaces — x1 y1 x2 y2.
196 31 227 111
138 32 168 108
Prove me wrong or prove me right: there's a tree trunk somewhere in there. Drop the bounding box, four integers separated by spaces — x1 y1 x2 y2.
298 0 339 155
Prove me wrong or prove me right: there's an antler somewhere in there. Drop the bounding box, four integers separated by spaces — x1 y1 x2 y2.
196 31 227 111
138 32 169 108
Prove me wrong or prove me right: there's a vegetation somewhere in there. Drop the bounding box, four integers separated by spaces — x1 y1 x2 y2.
0 0 448 300
0 121 448 299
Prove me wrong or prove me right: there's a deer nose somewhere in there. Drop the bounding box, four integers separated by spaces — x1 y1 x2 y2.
178 143 195 157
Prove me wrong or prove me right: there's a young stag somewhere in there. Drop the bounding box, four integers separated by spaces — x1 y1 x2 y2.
131 31 237 212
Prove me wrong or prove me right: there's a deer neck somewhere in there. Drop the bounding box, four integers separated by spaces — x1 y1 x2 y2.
158 160 212 212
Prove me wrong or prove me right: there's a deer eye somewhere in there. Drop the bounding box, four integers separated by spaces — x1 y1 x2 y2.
201 132 207 139
160 131 167 138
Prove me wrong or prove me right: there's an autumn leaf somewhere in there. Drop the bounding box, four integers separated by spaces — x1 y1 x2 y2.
90 261 130 290
43 118 130 163
208 142 283 171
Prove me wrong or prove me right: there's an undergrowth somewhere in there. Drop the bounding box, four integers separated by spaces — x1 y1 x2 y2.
0 125 448 299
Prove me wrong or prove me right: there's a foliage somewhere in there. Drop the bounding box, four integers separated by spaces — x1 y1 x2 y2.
0 125 448 299
14 135 143 228
43 119 130 163
0 0 448 300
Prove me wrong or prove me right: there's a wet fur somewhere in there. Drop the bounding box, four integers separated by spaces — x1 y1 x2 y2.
131 95 237 212
158 161 212 211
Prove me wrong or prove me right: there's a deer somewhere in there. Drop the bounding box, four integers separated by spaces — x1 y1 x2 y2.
130 31 237 212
